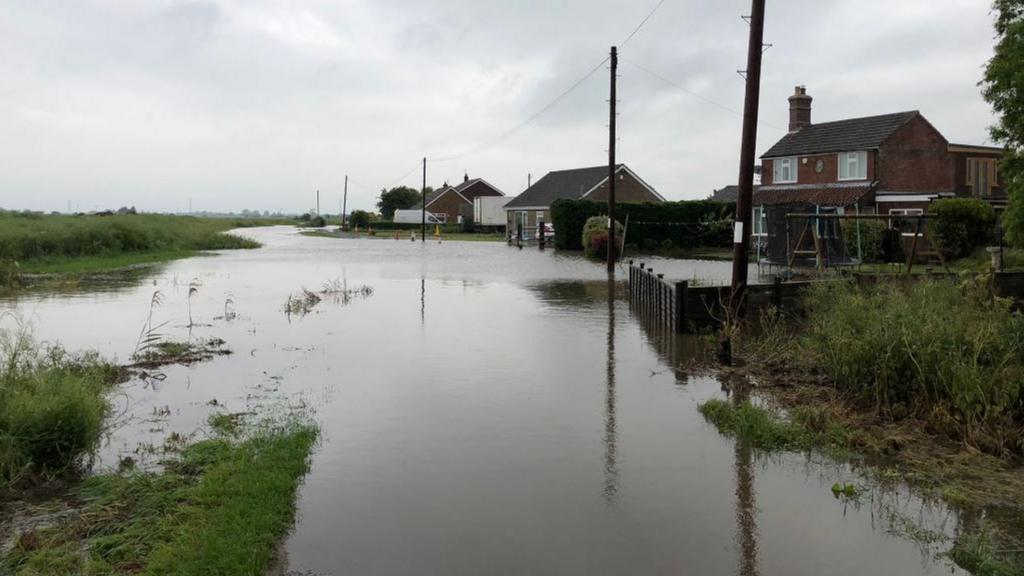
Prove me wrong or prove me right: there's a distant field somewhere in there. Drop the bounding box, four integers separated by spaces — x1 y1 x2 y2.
0 213 282 277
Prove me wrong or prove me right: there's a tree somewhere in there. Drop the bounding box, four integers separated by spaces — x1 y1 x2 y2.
349 210 373 229
982 0 1024 244
376 186 423 220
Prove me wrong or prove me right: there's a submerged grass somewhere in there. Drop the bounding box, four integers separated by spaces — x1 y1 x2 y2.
3 423 319 575
0 213 268 282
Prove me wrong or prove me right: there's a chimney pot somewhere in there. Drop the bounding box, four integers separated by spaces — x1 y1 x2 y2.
788 85 812 133
463 173 469 183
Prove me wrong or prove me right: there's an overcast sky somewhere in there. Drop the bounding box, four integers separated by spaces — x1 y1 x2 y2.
0 0 999 214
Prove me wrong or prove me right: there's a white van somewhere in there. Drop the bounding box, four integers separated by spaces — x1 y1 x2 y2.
393 209 445 224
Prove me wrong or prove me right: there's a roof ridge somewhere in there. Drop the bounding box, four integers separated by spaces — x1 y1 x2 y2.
800 110 918 128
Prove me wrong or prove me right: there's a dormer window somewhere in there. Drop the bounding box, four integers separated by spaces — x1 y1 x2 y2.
838 151 868 181
773 157 797 183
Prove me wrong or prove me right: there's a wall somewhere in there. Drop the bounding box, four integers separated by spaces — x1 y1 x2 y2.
877 116 953 192
950 149 1006 200
762 152 877 186
425 190 469 224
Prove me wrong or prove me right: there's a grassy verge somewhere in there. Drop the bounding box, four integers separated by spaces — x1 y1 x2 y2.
1 331 125 490
716 276 1024 575
0 213 269 282
3 423 318 575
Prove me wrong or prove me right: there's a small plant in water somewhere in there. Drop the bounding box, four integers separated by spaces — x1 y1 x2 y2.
830 482 862 502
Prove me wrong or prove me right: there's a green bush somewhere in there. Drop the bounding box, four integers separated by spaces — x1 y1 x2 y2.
348 210 372 229
841 219 889 263
582 216 623 259
550 199 735 251
801 278 1024 455
931 198 996 259
0 335 123 486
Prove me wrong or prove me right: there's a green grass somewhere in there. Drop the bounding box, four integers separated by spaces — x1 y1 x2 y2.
0 212 268 280
3 424 319 576
0 331 124 489
801 278 1024 456
698 399 811 451
948 531 1023 576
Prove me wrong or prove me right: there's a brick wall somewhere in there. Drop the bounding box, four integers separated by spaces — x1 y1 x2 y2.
425 191 469 224
877 116 953 192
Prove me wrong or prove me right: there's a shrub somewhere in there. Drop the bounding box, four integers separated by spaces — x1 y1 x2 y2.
841 219 889 263
348 210 372 229
801 278 1024 455
550 199 734 251
0 333 123 485
931 198 996 259
582 216 623 259
306 216 326 228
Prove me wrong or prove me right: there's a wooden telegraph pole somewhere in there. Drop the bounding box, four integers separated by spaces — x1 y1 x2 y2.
316 189 320 216
730 0 766 317
421 157 427 242
342 175 348 230
607 46 618 273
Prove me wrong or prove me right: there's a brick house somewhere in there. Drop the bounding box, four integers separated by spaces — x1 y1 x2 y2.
423 174 504 224
503 164 664 232
754 86 1005 253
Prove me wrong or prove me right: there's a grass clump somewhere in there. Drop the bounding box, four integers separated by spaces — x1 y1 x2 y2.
3 423 319 575
698 399 809 451
801 278 1024 457
0 330 124 488
948 530 1023 576
0 213 264 281
129 338 231 369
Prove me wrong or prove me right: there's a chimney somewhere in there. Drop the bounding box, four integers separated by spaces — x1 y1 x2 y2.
788 85 812 133
463 173 469 183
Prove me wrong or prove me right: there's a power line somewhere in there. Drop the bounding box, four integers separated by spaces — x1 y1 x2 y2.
429 56 610 163
382 160 425 190
620 56 785 132
621 0 668 47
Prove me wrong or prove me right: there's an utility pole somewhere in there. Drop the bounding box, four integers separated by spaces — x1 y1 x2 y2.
607 45 618 273
421 157 427 242
342 175 348 230
316 189 320 216
730 0 766 318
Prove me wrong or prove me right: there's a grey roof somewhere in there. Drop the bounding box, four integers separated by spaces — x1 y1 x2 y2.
710 185 738 202
454 178 504 199
761 111 920 158
504 164 622 209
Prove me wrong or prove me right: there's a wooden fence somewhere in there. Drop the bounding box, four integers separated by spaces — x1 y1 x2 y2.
629 261 1024 333
628 261 814 332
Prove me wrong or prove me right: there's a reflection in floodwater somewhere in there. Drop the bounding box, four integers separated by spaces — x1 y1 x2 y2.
420 276 425 326
732 386 760 576
604 274 619 503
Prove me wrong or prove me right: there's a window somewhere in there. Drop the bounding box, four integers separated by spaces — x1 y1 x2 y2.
752 206 767 237
773 157 797 183
838 151 868 181
889 208 924 237
967 158 997 196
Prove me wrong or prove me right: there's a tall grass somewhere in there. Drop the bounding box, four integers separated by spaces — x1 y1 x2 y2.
0 212 261 267
0 326 123 487
801 278 1024 456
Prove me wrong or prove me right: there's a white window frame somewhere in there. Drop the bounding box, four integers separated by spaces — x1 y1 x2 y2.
773 157 797 184
838 151 868 181
889 208 924 237
752 206 767 237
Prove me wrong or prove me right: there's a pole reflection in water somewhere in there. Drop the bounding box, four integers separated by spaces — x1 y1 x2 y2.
603 274 619 503
420 276 425 327
731 384 759 576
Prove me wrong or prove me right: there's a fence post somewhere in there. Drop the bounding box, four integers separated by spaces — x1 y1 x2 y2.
538 219 545 250
675 281 688 333
645 268 653 317
657 274 665 325
772 276 782 309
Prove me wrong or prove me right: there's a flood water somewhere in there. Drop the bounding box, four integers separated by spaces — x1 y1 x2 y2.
1 227 966 575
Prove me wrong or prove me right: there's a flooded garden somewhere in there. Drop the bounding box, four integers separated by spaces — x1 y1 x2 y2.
0 227 985 574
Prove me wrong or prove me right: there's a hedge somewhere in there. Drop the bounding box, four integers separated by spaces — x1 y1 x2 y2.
931 198 996 259
550 199 735 251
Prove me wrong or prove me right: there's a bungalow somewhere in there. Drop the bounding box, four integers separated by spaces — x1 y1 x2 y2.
424 174 504 224
503 164 664 232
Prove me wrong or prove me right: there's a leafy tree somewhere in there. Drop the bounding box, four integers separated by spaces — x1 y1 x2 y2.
982 0 1024 244
349 210 372 229
376 186 423 220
